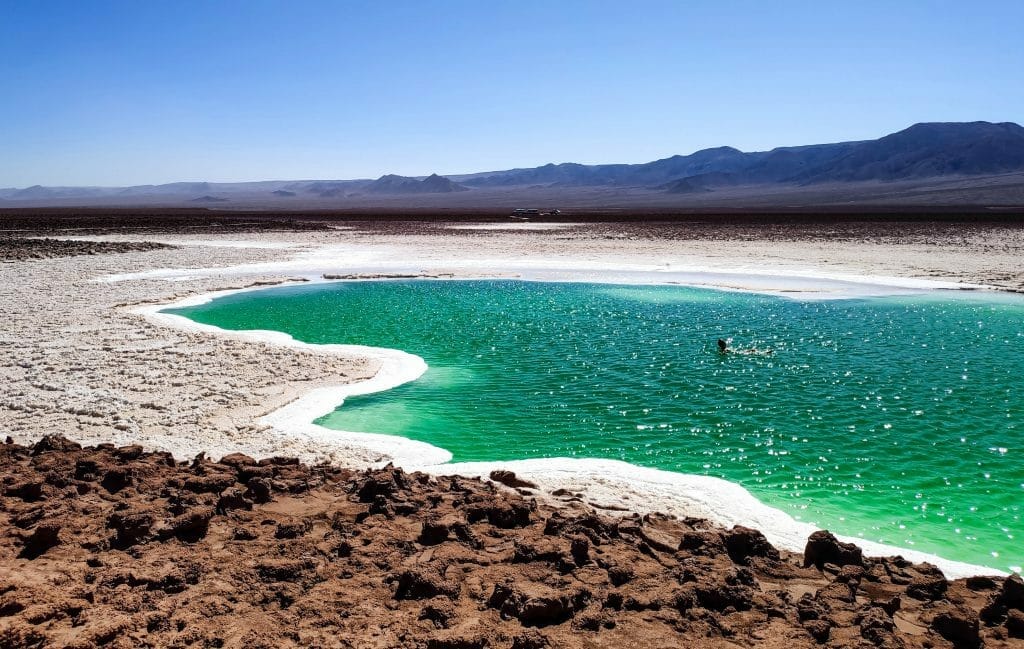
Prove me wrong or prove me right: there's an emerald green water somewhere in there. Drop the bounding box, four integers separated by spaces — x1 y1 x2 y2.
169 280 1024 572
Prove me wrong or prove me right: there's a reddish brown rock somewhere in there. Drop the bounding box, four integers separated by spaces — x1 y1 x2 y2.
994 573 1024 611
219 452 257 468
4 480 43 502
678 529 727 556
1004 608 1024 638
803 618 832 643
163 506 214 542
724 525 780 564
215 486 253 513
928 603 981 648
906 570 949 601
107 508 155 547
418 518 451 545
18 522 61 559
803 530 864 569
488 469 537 489
393 567 460 601
0 436 1014 648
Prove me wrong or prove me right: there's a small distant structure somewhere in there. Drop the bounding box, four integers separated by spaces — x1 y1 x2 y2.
511 208 560 220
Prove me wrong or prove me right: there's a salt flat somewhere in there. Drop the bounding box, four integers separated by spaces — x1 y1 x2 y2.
3 221 1024 580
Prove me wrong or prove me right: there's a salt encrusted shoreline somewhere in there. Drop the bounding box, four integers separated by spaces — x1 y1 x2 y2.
100 240 988 299
137 271 1007 580
5 224 1024 584
135 286 445 467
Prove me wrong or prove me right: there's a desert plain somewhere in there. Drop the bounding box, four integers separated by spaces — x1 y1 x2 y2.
2 210 1024 648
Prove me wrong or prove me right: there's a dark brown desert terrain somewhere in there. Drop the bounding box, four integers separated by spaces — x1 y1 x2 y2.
2 437 1022 649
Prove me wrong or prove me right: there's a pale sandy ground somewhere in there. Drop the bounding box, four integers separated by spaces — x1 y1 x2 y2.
3 223 1024 576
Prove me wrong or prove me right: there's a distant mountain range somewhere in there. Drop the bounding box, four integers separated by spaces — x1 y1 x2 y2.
450 121 1024 188
2 122 1023 208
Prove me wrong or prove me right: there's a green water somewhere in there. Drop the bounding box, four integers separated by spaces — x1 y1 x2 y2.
169 280 1024 572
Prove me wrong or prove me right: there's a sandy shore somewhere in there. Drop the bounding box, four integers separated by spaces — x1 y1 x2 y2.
4 221 1024 580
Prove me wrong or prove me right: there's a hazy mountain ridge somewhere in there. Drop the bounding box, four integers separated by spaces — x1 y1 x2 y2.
366 173 469 194
793 122 1024 183
1 122 1022 206
452 122 1024 189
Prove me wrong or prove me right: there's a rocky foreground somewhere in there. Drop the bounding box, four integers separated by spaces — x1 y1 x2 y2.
1 438 1022 649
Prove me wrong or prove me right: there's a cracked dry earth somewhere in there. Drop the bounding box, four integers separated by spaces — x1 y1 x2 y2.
1 437 1023 649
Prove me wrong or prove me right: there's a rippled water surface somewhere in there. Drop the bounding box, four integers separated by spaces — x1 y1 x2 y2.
170 280 1024 571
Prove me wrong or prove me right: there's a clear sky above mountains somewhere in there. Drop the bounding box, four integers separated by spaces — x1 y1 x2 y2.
2 0 1022 186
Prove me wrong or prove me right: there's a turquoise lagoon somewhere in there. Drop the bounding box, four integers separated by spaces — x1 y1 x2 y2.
168 279 1024 572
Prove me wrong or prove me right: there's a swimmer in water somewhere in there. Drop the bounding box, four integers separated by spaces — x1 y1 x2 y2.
717 338 773 355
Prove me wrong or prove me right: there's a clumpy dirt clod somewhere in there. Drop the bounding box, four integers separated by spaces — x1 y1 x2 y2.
0 436 1020 648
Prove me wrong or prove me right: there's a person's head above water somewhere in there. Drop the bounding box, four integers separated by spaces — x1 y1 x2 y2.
717 338 728 352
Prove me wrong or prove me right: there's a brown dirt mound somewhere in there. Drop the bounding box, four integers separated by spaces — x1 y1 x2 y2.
0 436 1020 648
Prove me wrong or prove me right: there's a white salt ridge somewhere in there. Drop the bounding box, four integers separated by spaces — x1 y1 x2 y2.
136 286 448 467
101 241 990 299
140 281 1006 580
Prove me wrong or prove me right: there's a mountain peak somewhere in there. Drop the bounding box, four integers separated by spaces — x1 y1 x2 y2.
692 145 743 156
791 120 1024 183
366 173 469 194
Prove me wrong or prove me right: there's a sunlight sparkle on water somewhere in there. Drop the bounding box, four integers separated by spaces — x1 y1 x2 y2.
171 280 1024 572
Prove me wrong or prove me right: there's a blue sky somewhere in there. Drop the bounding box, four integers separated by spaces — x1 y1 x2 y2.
2 0 1022 186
